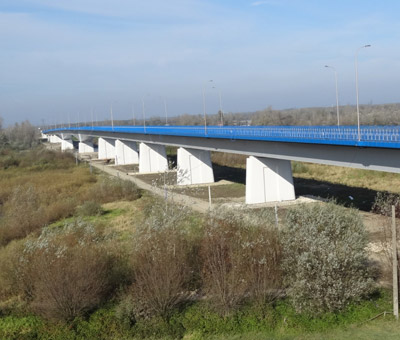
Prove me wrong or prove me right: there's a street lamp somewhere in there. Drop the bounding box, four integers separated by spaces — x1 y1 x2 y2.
202 80 213 133
131 103 136 126
142 97 146 132
110 103 114 130
355 44 371 141
325 65 340 126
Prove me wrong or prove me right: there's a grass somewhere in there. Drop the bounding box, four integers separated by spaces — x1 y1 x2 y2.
200 318 400 339
292 162 400 194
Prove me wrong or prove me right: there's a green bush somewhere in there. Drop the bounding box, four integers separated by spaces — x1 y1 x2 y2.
281 202 374 315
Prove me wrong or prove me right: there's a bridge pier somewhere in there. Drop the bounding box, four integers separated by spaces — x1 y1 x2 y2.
139 143 168 173
61 139 74 151
245 156 295 204
78 141 95 153
177 147 214 185
49 135 63 144
98 137 116 160
115 140 139 165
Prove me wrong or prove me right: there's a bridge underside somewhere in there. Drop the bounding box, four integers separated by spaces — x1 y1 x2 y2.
65 130 400 173
47 129 400 205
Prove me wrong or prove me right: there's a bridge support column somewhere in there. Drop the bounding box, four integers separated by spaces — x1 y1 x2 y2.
98 138 116 160
61 139 74 151
78 141 95 153
115 140 139 165
177 147 214 185
245 156 295 204
49 135 62 143
139 143 168 173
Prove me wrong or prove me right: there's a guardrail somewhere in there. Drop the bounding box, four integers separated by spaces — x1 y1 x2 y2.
43 125 400 148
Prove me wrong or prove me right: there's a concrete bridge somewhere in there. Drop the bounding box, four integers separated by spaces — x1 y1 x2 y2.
43 125 400 205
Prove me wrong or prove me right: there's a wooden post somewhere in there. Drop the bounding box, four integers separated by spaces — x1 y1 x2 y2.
392 205 399 320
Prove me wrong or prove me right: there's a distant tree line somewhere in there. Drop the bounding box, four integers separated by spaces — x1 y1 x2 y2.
85 102 400 127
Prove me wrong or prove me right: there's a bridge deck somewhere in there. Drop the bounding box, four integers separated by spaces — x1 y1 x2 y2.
44 125 400 149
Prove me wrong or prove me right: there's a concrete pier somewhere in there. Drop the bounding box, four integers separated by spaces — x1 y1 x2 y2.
115 140 139 165
177 147 214 185
98 137 116 160
139 143 168 173
78 141 95 153
61 139 74 151
49 135 63 144
245 156 295 204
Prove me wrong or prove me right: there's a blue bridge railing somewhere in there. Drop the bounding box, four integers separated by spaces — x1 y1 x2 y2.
43 125 400 149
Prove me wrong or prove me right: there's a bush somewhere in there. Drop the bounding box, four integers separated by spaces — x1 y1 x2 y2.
371 191 400 217
86 176 141 203
201 208 281 315
76 201 104 217
0 185 46 245
19 220 122 321
281 202 373 315
126 200 197 320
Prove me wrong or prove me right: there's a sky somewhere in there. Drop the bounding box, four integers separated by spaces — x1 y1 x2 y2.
1 0 400 126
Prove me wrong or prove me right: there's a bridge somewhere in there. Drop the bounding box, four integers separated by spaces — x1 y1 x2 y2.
43 125 400 205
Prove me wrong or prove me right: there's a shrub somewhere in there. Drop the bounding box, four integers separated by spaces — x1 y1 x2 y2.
0 185 46 245
86 176 141 203
371 191 400 217
201 208 281 315
0 240 28 315
19 220 121 321
76 201 104 217
281 202 374 315
126 200 196 320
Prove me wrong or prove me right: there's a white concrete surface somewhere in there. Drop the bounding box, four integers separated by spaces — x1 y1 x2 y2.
177 147 214 185
76 134 90 142
49 135 63 143
245 156 295 204
98 137 116 159
78 141 95 153
139 142 168 173
61 139 74 151
115 140 139 165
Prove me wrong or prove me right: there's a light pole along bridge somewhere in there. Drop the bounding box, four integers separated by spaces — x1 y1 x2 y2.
43 125 400 205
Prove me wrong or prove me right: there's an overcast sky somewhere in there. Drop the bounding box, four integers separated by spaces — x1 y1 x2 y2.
1 0 400 126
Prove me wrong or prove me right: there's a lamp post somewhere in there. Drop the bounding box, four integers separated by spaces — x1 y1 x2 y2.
110 103 114 130
142 97 146 132
355 44 371 141
132 103 136 126
203 80 213 133
325 65 340 126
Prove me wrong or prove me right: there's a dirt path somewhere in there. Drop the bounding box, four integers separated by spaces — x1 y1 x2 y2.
90 161 212 213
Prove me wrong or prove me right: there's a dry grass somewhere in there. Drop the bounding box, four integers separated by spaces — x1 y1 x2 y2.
292 162 400 194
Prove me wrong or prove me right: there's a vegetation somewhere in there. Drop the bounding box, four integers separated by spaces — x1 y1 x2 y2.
201 209 281 315
95 102 400 127
281 203 374 314
0 124 397 339
0 121 39 149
